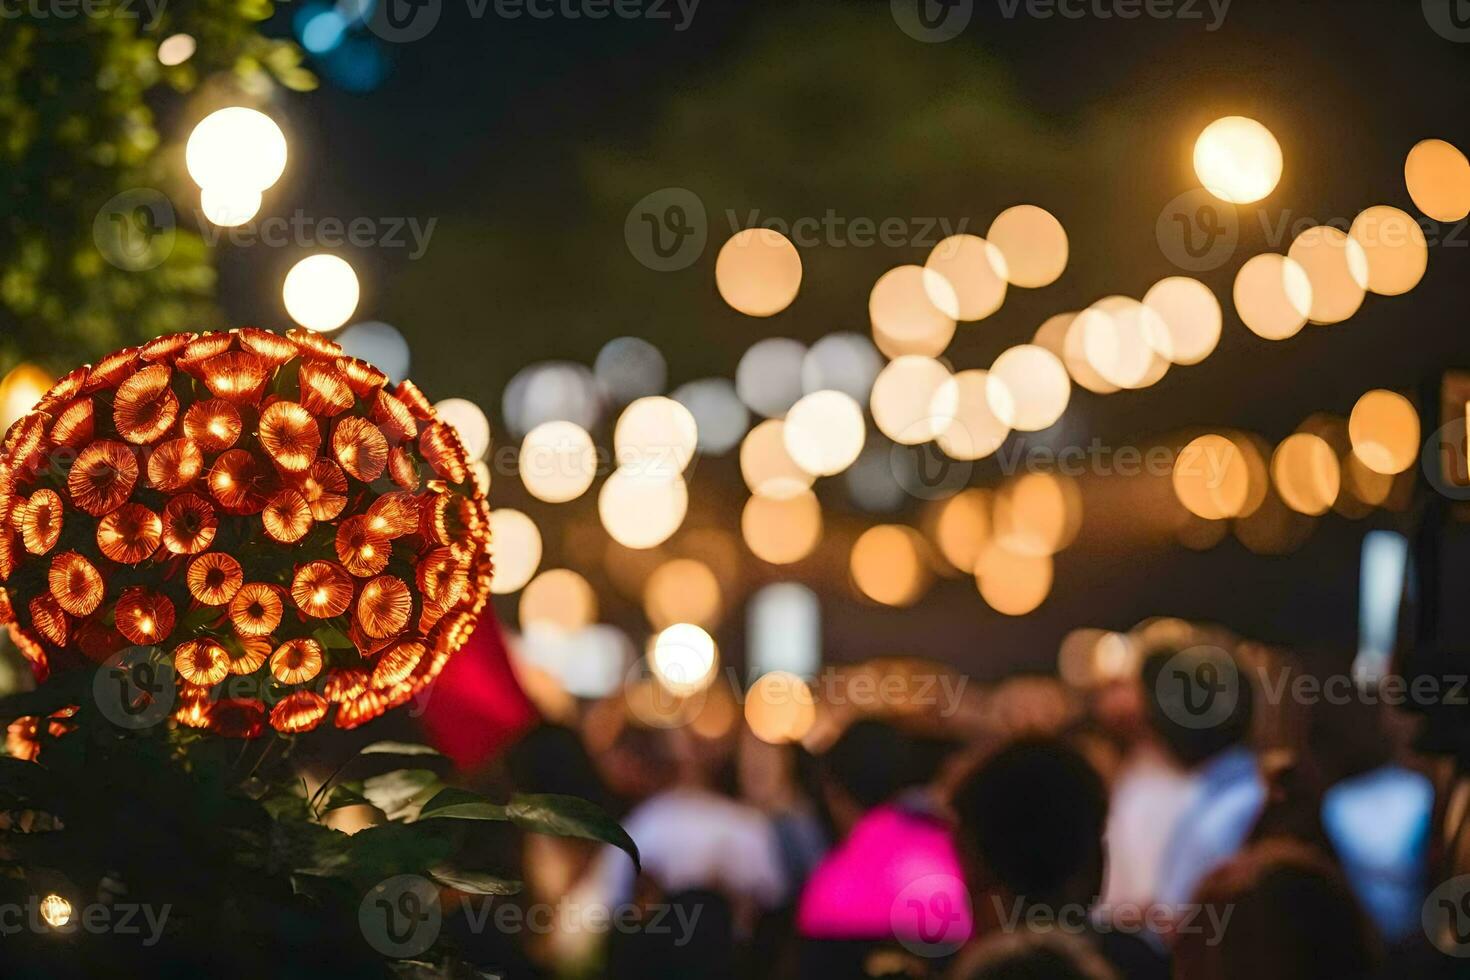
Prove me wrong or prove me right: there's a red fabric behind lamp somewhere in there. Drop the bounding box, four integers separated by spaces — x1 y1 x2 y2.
419 606 537 769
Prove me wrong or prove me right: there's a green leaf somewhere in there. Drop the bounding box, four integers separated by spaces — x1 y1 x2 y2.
428 868 522 896
360 741 441 758
507 794 640 870
416 787 507 823
312 624 355 652
360 770 442 822
321 781 369 813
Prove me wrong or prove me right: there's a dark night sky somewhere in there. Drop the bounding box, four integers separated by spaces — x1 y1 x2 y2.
213 0 1470 681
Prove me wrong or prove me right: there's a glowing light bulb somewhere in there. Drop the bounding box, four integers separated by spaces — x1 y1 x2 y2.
282 254 360 332
1193 116 1282 204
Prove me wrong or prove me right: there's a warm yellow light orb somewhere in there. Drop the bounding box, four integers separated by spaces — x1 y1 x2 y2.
39 894 72 928
1348 390 1419 476
614 396 699 476
200 185 261 227
1270 433 1340 516
923 235 1007 320
850 525 928 606
186 106 288 193
868 265 957 358
1287 226 1369 325
1349 206 1429 297
1173 434 1251 520
282 254 360 332
934 370 1010 461
489 509 542 594
1143 277 1222 366
987 205 1068 288
650 623 719 695
985 345 1070 432
0 363 53 432
1193 115 1283 204
520 420 596 503
783 389 866 476
715 228 802 317
993 472 1082 557
644 558 722 630
598 468 688 549
870 356 956 444
520 568 597 631
745 671 816 745
934 488 991 573
1233 253 1313 340
974 542 1053 616
740 419 815 499
1405 138 1470 223
742 490 823 566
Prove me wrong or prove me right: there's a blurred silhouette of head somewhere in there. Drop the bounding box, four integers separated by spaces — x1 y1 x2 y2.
1172 839 1379 980
954 930 1118 980
1141 645 1254 768
952 737 1108 910
819 719 919 809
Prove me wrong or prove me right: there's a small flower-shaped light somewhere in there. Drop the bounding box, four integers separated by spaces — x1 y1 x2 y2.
48 552 104 617
366 491 419 538
227 635 271 675
208 449 268 514
270 638 324 685
270 690 328 733
417 548 468 608
298 361 355 417
67 440 139 516
372 639 425 688
96 503 162 565
161 493 218 555
228 583 284 637
146 438 205 491
262 488 313 544
112 364 179 444
114 587 176 646
418 421 469 484
297 458 348 521
188 552 243 606
20 489 64 555
174 639 230 686
290 560 354 618
356 575 412 639
335 515 390 577
182 399 243 453
332 417 388 482
388 446 420 490
371 390 417 443
258 401 321 473
199 350 270 404
238 327 298 367
50 399 95 448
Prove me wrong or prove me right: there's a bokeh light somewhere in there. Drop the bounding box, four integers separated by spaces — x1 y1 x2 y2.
783 389 865 476
520 420 596 503
0 363 53 433
986 345 1070 432
1404 138 1470 223
650 623 719 695
923 235 1007 320
870 356 956 444
1193 115 1282 204
1079 297 1169 389
595 337 667 405
1233 253 1313 340
489 509 541 594
745 671 816 745
741 419 815 498
934 488 992 573
185 106 288 193
715 228 802 317
1349 206 1428 296
519 568 597 631
747 583 821 681
1036 312 1118 395
993 472 1082 557
1270 433 1340 516
987 205 1068 287
1173 434 1251 520
975 541 1053 615
801 332 883 403
736 338 807 418
282 254 360 332
337 321 411 383
614 395 699 476
433 397 492 461
599 468 689 549
672 378 748 455
850 525 929 606
644 558 722 630
1286 225 1368 324
502 361 601 437
157 33 196 66
1348 389 1419 475
868 265 957 358
742 490 822 565
934 370 1010 461
199 185 261 227
1143 276 1222 365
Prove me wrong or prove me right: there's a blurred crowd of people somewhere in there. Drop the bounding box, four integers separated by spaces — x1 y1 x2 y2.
448 633 1464 980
